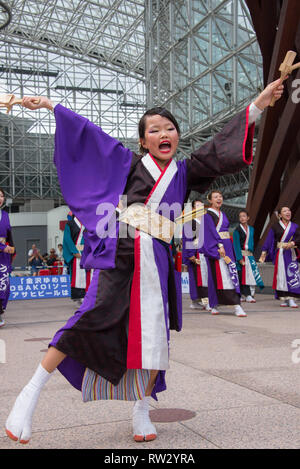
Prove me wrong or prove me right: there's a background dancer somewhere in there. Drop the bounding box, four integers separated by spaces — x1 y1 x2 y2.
0 188 14 328
233 209 264 303
203 190 247 317
63 214 87 306
6 78 284 445
182 200 211 311
259 206 300 308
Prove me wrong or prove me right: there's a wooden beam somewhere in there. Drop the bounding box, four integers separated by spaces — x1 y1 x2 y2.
249 69 300 242
247 0 300 206
258 159 300 244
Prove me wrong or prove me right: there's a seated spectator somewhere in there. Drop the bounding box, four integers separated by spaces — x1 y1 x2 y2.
57 243 63 261
28 249 44 276
47 249 58 267
42 252 49 262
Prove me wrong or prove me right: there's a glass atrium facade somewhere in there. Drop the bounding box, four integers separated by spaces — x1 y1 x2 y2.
0 0 262 209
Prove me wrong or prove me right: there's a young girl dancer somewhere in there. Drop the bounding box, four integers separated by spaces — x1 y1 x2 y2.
203 190 247 316
233 209 264 302
260 207 300 307
5 79 284 444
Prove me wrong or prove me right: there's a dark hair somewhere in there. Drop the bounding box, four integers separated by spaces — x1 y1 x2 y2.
277 206 290 214
0 187 5 207
239 209 249 216
207 190 223 201
138 107 181 155
192 199 202 209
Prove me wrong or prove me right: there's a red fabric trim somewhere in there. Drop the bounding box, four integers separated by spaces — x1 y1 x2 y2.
215 260 223 290
149 153 163 173
144 157 172 205
242 261 246 285
127 231 142 369
272 251 280 290
242 105 255 165
85 271 91 292
71 257 77 287
243 226 248 250
175 252 182 272
71 221 83 288
241 226 247 285
196 253 203 286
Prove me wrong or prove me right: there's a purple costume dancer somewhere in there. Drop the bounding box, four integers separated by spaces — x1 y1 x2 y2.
202 206 246 316
48 104 254 398
0 199 14 326
261 219 300 306
9 87 286 444
182 217 210 310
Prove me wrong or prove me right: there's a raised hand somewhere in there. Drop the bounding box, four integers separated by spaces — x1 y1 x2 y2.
259 252 267 263
22 96 54 112
3 245 14 254
254 78 286 110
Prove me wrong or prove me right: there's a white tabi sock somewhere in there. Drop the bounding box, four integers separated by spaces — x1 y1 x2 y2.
234 305 247 317
6 364 53 443
132 396 157 442
288 299 298 308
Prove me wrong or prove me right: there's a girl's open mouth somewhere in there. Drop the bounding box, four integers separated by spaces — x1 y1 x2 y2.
159 141 171 152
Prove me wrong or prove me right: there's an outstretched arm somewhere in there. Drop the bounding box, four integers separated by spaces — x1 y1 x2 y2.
186 79 285 193
22 96 54 112
21 96 133 270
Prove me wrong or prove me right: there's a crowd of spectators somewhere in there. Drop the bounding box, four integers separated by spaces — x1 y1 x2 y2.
27 243 64 276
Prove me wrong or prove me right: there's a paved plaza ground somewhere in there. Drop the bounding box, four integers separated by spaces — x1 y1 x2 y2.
0 293 299 450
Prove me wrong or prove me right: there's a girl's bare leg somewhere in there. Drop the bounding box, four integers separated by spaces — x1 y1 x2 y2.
41 346 67 373
6 346 66 444
145 370 159 396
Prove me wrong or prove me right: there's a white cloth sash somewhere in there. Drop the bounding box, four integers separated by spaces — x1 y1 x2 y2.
275 221 291 291
240 224 256 286
72 218 86 289
128 155 178 371
208 208 234 290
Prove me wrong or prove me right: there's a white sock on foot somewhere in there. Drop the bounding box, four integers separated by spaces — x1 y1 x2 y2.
234 305 247 317
133 396 157 441
6 364 53 443
288 299 298 308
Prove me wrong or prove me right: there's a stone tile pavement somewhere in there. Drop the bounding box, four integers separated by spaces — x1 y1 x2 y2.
0 293 299 449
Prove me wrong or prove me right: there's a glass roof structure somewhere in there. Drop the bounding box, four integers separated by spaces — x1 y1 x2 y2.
146 0 263 199
0 0 263 208
2 0 145 79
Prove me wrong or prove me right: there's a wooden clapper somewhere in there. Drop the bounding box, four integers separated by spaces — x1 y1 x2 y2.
270 50 300 106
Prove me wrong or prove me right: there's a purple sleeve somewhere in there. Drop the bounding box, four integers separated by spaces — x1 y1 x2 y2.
54 105 133 260
181 223 196 264
186 106 255 193
202 213 223 259
293 224 300 246
261 228 275 262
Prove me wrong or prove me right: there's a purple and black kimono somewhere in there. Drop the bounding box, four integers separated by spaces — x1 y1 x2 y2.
0 209 14 313
49 103 255 401
203 209 240 308
262 221 300 299
182 219 208 302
